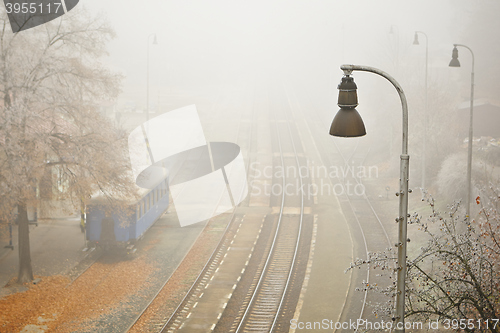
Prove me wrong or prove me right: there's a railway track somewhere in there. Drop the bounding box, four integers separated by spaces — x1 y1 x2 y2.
128 76 396 333
283 81 396 331
124 81 260 333
147 78 313 333
232 83 306 333
331 138 393 325
65 247 101 287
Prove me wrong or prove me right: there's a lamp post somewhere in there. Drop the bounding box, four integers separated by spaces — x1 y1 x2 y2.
413 31 428 192
389 25 400 69
4 222 13 250
147 33 158 122
331 64 410 332
449 44 474 220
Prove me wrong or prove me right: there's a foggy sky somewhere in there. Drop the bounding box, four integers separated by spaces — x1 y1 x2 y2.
83 0 495 118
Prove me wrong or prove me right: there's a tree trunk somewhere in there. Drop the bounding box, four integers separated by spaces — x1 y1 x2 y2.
17 202 33 283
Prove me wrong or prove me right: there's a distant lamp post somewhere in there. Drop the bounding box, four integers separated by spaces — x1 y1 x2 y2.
389 25 400 69
449 45 461 67
413 31 429 192
331 64 410 332
4 222 13 250
147 33 158 122
412 33 419 45
449 44 474 220
389 24 398 35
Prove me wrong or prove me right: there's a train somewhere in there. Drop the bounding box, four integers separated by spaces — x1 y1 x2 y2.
85 177 169 252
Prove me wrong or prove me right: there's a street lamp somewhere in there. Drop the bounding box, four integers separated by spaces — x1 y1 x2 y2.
413 31 428 192
147 33 158 122
331 64 410 332
330 75 366 137
449 44 474 220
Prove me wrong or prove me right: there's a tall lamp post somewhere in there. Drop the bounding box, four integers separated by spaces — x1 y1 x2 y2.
147 33 158 122
449 44 474 220
389 25 400 69
413 31 428 192
331 64 410 332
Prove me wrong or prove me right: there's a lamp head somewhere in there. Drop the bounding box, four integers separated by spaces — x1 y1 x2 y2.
330 75 366 137
413 32 419 45
449 46 460 67
153 34 158 45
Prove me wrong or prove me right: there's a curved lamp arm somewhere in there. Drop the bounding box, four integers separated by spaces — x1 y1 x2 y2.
340 64 408 155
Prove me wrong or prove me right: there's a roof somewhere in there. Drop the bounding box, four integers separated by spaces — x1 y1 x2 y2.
457 99 500 110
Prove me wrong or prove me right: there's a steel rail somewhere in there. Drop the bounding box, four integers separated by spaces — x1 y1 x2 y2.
125 84 257 333
156 85 258 333
284 81 393 330
235 82 305 333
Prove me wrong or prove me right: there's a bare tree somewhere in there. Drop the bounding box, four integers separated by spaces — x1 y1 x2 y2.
0 8 137 283
348 188 500 332
406 192 499 331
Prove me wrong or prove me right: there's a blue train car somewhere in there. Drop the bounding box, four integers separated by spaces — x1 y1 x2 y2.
86 177 169 250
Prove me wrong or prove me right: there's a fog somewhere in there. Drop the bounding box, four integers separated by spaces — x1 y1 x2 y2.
3 2 500 330
85 0 500 196
85 0 463 98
